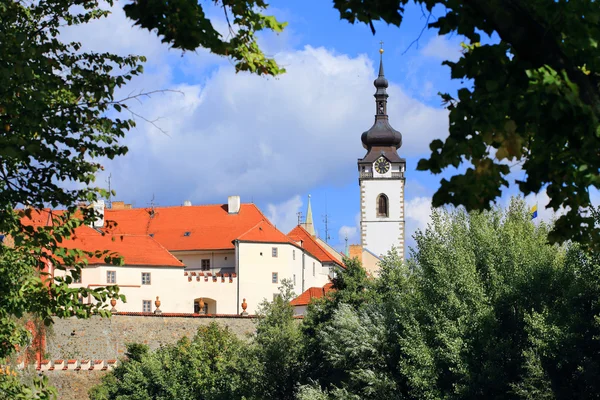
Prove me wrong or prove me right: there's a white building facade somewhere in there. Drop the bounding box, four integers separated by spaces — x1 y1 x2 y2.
54 197 341 315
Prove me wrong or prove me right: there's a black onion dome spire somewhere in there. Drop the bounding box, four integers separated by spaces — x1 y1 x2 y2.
361 47 402 150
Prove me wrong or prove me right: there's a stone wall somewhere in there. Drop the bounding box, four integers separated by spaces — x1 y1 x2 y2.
46 313 257 361
46 371 107 400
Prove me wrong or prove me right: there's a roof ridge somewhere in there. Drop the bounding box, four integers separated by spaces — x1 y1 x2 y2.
76 232 154 238
288 225 344 267
236 220 303 249
235 220 266 241
146 236 185 267
106 203 257 211
248 203 278 229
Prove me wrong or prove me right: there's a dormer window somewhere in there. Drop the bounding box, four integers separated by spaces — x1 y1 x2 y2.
183 231 191 237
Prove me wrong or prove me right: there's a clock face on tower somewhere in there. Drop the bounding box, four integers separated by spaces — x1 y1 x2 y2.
374 157 390 174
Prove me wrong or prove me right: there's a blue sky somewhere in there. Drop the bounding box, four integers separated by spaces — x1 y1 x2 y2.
61 1 561 254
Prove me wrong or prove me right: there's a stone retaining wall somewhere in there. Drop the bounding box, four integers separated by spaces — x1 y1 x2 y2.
46 314 257 361
46 371 107 400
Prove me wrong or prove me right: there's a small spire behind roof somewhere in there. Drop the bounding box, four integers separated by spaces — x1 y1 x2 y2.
304 194 316 237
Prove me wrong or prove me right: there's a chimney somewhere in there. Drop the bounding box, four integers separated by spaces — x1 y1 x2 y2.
90 200 105 228
183 200 192 207
111 201 132 210
349 245 363 263
228 196 240 214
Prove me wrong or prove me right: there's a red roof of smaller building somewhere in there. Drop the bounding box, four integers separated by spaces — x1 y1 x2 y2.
237 220 301 247
290 283 334 306
60 226 183 267
287 225 344 267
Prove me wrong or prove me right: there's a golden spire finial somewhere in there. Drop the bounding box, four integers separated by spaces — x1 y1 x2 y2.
379 40 384 54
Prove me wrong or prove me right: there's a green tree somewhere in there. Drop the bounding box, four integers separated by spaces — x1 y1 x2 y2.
300 257 377 391
89 323 257 400
123 0 286 75
307 198 600 399
253 279 302 400
1 0 145 396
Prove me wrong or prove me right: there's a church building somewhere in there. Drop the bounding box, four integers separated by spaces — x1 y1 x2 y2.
357 48 406 260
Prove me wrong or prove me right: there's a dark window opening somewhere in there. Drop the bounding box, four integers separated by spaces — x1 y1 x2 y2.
377 194 389 217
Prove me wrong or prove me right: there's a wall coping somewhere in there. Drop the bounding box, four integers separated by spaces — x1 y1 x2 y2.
112 312 304 319
10 359 119 372
113 312 258 318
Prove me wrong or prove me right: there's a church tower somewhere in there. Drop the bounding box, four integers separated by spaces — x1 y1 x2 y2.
358 47 406 259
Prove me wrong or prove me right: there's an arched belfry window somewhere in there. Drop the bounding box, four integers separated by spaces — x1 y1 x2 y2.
377 194 389 217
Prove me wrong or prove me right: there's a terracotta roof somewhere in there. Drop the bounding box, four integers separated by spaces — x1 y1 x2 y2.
103 203 274 251
60 226 183 267
237 220 301 247
287 225 345 267
290 283 334 306
18 208 70 227
288 234 302 243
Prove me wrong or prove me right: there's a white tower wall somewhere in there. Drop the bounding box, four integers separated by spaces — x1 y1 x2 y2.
360 177 405 258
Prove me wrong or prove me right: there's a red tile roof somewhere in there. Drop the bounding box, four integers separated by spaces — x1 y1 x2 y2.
290 283 334 306
18 208 73 227
104 204 277 251
19 203 300 265
237 220 301 247
287 225 345 267
60 226 183 267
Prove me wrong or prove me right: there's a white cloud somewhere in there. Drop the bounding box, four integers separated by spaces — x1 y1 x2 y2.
405 196 433 250
59 4 450 223
91 43 449 207
421 35 462 62
333 212 361 252
338 225 358 243
406 196 433 231
266 195 303 233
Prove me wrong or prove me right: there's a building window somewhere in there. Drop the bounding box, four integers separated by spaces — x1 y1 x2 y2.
107 271 116 284
293 250 295 260
293 274 296 285
272 247 278 257
377 194 389 217
141 272 151 285
313 262 315 277
142 300 152 313
201 259 210 271
272 272 278 284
